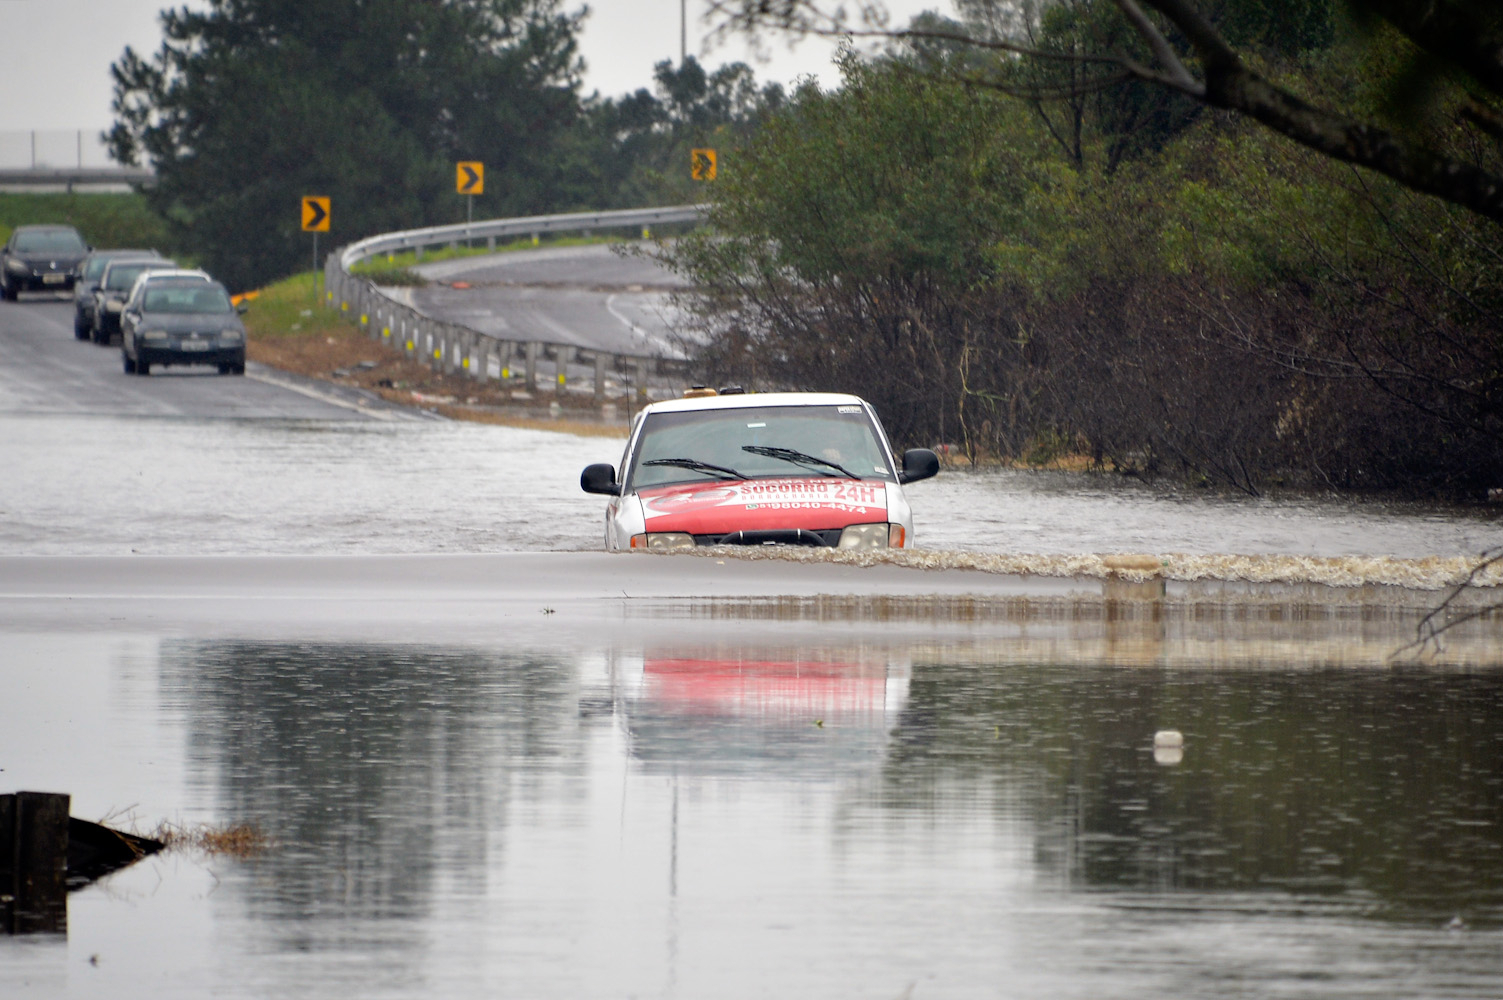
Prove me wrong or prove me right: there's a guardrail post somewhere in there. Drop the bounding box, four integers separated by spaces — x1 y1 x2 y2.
497 341 512 383
636 359 649 406
593 351 608 406
472 335 489 383
486 236 495 252
525 341 539 393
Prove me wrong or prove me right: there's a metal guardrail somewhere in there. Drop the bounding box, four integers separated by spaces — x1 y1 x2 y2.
338 204 707 269
326 205 710 414
0 168 155 189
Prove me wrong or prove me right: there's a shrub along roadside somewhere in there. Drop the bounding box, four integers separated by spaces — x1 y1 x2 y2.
664 47 1503 497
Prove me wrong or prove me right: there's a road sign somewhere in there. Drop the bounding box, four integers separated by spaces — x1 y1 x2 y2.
457 162 484 195
690 148 717 181
301 196 330 232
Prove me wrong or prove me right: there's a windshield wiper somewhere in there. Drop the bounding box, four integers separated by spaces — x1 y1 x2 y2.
642 457 745 480
741 445 860 480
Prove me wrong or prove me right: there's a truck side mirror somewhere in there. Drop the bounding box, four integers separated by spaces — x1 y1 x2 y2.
580 463 621 496
898 448 939 484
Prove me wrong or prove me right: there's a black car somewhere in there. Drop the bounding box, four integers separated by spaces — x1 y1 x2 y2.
121 276 247 376
90 257 176 343
1 225 89 300
73 249 159 339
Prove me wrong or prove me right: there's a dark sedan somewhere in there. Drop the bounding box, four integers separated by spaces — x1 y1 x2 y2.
90 257 176 343
73 249 159 338
121 278 247 376
1 225 89 300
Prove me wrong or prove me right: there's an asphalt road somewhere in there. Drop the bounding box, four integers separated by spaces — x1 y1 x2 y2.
0 294 418 421
403 242 687 357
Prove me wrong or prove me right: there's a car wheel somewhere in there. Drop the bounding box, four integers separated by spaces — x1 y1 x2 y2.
90 324 105 345
74 312 90 339
122 353 136 375
136 358 150 376
219 361 245 376
0 279 14 302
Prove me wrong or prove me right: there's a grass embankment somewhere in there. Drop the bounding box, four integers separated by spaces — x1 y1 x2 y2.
0 191 177 253
243 271 628 437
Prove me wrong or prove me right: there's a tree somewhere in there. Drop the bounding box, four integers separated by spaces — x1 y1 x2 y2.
107 0 584 290
705 0 1503 225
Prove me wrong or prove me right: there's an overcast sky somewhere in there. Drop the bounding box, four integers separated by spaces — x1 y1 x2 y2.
0 0 941 135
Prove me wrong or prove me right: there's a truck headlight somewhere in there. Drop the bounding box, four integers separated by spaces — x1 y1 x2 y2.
630 532 695 551
837 523 891 549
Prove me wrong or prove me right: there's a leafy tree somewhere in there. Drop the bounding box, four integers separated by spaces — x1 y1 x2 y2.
107 0 584 290
667 45 1503 490
564 56 786 209
705 0 1503 225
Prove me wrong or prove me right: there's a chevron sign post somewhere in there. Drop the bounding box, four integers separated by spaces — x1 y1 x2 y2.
302 196 330 301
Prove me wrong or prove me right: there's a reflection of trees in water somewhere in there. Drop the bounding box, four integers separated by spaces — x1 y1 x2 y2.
160 640 577 925
888 664 1503 922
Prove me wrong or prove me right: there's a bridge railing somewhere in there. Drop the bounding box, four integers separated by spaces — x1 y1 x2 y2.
325 205 708 413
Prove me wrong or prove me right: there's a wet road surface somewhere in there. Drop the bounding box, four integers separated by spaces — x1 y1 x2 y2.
0 294 414 421
404 243 685 357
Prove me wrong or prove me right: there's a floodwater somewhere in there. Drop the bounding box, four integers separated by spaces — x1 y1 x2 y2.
5 409 1503 997
3 621 1502 998
2 412 1497 568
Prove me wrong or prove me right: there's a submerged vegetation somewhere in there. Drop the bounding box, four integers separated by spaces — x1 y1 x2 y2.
152 820 270 858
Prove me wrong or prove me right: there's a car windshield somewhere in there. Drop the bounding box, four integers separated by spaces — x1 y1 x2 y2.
85 254 149 280
627 404 894 490
104 263 168 291
13 230 85 254
142 286 232 314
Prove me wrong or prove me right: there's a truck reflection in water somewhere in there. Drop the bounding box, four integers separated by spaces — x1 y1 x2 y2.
601 648 909 778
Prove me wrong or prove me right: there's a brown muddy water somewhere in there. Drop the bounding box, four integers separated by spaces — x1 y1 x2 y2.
3 588 1502 999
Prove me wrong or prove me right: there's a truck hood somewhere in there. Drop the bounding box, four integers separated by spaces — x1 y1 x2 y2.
636 477 889 535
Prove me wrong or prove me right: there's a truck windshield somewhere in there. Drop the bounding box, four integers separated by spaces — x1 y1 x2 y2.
628 404 894 490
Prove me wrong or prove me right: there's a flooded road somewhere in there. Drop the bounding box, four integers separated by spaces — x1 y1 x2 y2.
3 614 1502 999
3 411 1498 566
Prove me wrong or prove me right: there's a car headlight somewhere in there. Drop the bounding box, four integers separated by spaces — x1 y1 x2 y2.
219 329 243 341
629 532 696 551
105 299 123 312
837 523 894 549
5 259 30 273
141 330 168 341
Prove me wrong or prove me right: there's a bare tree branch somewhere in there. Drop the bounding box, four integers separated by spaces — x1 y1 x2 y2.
1110 0 1204 95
